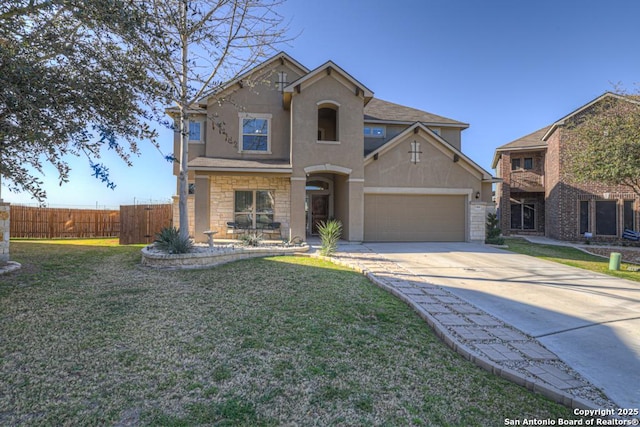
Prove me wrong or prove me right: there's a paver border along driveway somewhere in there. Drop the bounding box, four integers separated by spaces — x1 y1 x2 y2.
332 242 640 411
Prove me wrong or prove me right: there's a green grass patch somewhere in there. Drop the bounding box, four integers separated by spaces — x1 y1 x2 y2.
504 238 640 282
0 240 579 426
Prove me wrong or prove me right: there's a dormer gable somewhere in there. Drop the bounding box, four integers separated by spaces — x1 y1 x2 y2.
198 51 309 105
282 61 374 109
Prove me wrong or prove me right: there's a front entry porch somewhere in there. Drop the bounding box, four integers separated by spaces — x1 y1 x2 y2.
290 169 364 242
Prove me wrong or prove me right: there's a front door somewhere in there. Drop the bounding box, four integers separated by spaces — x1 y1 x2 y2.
310 194 329 235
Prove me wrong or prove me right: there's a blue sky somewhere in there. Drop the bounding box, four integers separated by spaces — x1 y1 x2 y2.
4 0 640 207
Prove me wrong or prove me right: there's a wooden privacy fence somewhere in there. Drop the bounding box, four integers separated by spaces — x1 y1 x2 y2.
119 204 173 245
10 205 120 239
10 204 172 243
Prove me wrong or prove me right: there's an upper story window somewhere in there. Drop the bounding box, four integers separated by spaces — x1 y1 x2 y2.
317 101 339 142
188 119 204 143
512 157 534 170
429 127 441 136
364 126 385 138
524 157 533 170
239 113 271 153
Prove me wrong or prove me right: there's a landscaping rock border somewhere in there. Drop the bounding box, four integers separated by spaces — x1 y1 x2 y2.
141 244 309 269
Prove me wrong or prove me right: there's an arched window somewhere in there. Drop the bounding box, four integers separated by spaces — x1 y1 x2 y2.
317 102 339 141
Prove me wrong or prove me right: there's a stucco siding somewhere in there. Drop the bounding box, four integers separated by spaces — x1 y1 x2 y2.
365 133 482 193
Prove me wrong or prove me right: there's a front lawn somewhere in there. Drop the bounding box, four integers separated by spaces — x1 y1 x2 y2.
1 240 578 426
503 238 640 282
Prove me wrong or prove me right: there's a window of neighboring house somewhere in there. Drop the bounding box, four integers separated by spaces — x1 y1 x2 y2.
364 126 385 138
595 200 617 235
188 120 204 143
317 103 338 142
524 157 533 170
510 201 535 230
511 158 521 170
624 200 635 231
579 201 589 235
239 113 271 153
234 190 275 229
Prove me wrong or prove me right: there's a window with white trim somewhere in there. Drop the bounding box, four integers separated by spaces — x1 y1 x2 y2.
188 119 204 143
239 113 271 153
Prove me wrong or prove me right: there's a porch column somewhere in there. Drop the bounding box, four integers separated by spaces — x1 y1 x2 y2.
347 179 364 243
194 175 210 243
290 177 306 241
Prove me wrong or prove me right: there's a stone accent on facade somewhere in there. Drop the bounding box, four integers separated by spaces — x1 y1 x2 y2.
172 195 196 237
0 202 10 264
208 175 291 239
469 201 492 243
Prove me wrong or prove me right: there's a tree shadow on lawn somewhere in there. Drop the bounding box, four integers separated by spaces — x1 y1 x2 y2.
0 250 579 426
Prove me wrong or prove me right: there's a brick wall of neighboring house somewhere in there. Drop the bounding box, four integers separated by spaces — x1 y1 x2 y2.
544 129 563 240
547 127 640 241
496 150 546 236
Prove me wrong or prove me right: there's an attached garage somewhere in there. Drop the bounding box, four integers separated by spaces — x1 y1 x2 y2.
364 194 467 242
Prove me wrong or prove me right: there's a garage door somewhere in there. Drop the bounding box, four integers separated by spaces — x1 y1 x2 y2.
364 194 466 242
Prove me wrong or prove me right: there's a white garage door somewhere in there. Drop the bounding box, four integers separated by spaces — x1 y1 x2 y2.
364 194 466 242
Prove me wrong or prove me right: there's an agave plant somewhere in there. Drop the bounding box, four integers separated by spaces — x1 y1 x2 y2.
154 226 194 254
317 219 342 256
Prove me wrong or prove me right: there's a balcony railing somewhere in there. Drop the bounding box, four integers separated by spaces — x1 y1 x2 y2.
510 173 544 191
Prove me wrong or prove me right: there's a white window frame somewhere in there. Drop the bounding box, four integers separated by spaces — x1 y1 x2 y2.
188 118 205 144
238 112 272 154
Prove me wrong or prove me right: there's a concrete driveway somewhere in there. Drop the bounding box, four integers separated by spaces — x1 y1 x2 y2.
361 242 640 409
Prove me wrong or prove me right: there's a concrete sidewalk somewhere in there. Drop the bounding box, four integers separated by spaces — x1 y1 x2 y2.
317 241 640 413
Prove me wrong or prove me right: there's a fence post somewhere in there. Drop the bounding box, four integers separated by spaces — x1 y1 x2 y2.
0 202 10 264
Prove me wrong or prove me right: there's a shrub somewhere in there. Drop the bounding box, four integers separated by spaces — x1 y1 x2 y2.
317 219 342 256
240 231 263 247
485 213 504 245
154 227 194 254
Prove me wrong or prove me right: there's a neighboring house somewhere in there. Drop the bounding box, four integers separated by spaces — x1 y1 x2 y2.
169 52 496 243
492 92 640 241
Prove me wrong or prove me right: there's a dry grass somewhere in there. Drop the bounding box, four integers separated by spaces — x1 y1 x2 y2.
0 240 577 426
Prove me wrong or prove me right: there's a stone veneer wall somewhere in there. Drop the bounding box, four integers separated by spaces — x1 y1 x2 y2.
469 201 493 243
0 202 10 263
209 175 291 239
172 195 196 237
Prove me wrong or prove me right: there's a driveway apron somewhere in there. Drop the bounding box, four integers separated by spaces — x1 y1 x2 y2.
351 242 640 409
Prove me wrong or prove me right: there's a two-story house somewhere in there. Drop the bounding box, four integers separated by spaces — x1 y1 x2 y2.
170 52 495 243
493 92 640 241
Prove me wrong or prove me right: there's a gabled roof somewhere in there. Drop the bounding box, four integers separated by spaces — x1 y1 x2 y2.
283 60 374 106
491 92 640 170
198 51 309 103
491 126 550 169
364 98 468 128
542 91 640 141
365 122 495 181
